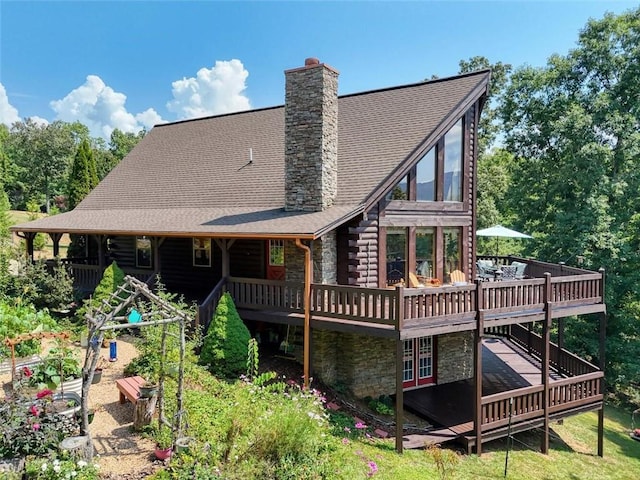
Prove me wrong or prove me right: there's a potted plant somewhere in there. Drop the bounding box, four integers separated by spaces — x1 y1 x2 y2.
154 426 173 460
139 381 158 399
21 344 82 396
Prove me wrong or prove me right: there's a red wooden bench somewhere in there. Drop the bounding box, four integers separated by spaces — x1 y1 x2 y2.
115 376 145 405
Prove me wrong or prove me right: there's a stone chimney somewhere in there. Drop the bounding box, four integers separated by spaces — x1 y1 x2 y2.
284 57 339 212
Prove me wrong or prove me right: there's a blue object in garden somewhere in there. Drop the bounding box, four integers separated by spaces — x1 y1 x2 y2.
109 340 117 362
128 308 142 323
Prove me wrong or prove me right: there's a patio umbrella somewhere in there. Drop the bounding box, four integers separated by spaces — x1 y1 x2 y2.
476 225 532 257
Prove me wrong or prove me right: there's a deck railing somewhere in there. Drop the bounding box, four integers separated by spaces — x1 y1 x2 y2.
196 277 227 333
508 324 599 376
65 263 155 292
67 260 604 331
480 371 603 431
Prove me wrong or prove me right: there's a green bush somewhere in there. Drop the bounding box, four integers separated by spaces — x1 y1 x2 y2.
0 301 57 359
199 293 250 378
5 259 74 312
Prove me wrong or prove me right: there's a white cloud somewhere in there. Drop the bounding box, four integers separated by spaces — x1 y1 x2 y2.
167 59 250 120
0 83 20 126
50 75 164 138
29 116 49 126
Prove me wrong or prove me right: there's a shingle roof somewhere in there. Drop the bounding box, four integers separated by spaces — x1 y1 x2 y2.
13 70 489 238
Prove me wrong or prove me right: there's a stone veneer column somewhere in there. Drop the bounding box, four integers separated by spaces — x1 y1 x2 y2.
284 232 337 285
437 331 474 383
284 58 339 212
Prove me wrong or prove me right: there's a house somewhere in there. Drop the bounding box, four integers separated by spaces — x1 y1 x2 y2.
13 58 606 454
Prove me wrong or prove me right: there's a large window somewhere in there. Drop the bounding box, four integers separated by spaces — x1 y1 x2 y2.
444 119 463 201
136 236 152 269
269 239 285 266
193 238 212 267
415 227 435 279
444 227 462 283
386 227 407 285
385 175 408 201
416 147 436 201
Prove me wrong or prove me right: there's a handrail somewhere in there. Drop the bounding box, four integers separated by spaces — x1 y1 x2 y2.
480 371 603 431
508 324 599 376
197 277 228 333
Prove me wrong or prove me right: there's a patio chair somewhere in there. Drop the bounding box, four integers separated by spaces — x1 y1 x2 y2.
510 261 528 279
500 265 517 280
476 260 495 281
450 269 466 284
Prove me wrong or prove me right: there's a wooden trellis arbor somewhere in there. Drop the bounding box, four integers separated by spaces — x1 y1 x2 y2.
81 276 191 442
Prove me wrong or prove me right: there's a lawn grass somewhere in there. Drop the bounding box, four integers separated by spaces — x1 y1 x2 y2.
340 405 640 479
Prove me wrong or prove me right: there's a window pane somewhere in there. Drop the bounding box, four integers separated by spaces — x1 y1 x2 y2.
136 237 152 268
386 227 406 285
269 240 284 266
444 119 463 201
416 147 435 201
415 227 434 279
444 227 461 282
385 176 408 201
193 238 211 267
403 340 414 382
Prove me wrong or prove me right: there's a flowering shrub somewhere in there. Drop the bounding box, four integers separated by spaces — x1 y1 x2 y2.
0 389 79 457
25 457 100 480
24 345 82 390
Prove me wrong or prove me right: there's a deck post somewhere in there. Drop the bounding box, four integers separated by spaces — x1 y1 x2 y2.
395 337 404 454
474 279 484 455
598 308 606 457
395 286 404 454
49 232 63 257
541 272 552 454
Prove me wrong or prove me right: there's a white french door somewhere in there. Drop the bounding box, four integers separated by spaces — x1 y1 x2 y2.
402 336 435 389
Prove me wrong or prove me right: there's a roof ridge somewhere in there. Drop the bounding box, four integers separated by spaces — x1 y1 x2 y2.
153 69 491 129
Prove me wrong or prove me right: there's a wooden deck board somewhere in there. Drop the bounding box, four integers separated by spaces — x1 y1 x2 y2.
403 338 557 435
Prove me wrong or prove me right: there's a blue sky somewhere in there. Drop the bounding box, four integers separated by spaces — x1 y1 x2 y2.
0 1 637 138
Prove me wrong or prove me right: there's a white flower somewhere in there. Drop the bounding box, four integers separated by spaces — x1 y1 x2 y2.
53 464 61 473
77 460 87 468
41 463 48 471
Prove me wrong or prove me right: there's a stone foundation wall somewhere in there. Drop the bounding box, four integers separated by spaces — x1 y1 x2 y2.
312 331 395 398
437 331 474 384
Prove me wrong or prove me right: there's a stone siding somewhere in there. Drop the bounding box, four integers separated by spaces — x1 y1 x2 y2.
284 61 339 212
285 233 337 285
437 331 474 384
312 331 395 398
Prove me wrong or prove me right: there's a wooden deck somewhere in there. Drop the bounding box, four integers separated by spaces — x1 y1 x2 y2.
402 337 603 450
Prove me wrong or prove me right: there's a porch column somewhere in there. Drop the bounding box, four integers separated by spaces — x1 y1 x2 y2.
153 237 166 273
474 313 484 455
597 267 606 457
395 337 404 453
49 233 63 257
21 232 36 261
215 239 235 279
474 279 485 455
395 285 404 454
97 235 105 270
541 272 552 454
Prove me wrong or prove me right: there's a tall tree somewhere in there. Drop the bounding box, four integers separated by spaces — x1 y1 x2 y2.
8 119 76 212
458 57 514 253
67 139 97 210
500 7 640 398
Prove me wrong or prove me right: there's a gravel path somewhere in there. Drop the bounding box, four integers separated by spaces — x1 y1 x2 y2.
87 335 157 478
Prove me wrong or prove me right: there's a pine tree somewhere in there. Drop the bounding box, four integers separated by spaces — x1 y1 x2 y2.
67 139 93 210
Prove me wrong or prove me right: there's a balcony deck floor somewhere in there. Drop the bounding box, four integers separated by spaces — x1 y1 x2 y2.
403 338 560 436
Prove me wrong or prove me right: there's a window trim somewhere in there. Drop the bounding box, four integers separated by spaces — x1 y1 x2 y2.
135 236 153 269
193 238 212 268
